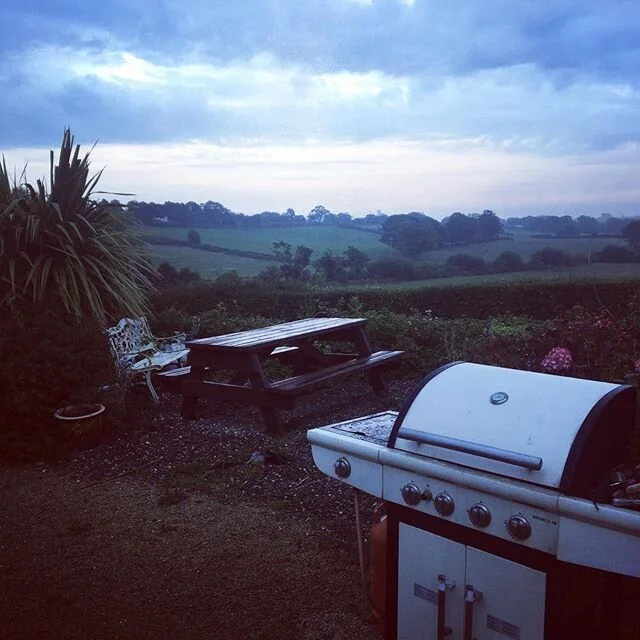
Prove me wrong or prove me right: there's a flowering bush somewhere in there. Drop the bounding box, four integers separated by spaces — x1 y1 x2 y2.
523 304 639 380
540 347 573 373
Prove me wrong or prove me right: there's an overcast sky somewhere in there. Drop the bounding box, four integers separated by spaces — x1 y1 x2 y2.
2 0 640 218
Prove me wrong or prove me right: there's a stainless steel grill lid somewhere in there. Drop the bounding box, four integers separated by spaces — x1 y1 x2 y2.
388 362 636 495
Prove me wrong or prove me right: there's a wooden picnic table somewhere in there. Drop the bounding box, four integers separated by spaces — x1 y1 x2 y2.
164 317 403 434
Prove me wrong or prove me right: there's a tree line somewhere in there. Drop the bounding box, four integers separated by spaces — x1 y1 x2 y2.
124 201 386 229
118 199 636 240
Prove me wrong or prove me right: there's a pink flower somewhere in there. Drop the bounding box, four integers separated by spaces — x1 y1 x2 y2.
541 347 573 372
634 359 640 374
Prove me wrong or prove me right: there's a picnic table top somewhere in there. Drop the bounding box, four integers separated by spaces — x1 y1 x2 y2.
186 317 368 351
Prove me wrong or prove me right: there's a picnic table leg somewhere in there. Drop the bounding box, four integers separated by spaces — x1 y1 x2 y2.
260 406 284 437
181 365 205 420
245 353 286 436
352 327 388 396
181 395 198 420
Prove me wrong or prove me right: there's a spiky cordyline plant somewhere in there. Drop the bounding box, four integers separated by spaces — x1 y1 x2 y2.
0 128 155 324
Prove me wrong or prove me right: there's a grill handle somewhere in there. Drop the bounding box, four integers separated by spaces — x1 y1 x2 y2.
464 585 482 640
437 575 454 639
397 428 543 471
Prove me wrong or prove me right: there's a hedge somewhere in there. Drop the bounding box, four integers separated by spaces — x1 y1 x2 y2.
151 280 640 321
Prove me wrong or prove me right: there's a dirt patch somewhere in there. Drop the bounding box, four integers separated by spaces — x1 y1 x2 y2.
0 376 416 640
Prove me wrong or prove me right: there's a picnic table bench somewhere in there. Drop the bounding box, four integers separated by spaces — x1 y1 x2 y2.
160 317 403 434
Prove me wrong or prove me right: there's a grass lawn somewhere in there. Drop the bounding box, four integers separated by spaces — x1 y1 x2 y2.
337 263 640 291
147 245 279 278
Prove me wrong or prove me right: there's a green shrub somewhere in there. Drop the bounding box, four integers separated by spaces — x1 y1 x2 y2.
197 302 278 337
529 247 575 268
593 245 635 264
368 257 418 281
0 308 115 439
444 254 487 276
492 251 525 273
0 129 154 324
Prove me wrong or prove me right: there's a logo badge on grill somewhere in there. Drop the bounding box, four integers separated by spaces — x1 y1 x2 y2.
490 391 509 405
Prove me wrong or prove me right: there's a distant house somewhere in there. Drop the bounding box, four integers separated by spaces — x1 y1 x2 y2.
152 216 169 225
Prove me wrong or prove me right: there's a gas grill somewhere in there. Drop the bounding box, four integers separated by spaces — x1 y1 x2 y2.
307 362 640 640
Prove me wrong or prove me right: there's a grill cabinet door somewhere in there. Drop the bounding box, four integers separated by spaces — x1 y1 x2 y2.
397 524 465 640
465 547 546 640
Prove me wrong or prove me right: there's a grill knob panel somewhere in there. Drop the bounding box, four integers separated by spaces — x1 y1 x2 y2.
507 515 532 540
334 457 351 478
401 482 422 506
468 503 491 528
434 493 455 516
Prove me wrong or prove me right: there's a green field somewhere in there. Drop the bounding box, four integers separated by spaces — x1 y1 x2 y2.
147 226 629 279
424 229 625 264
147 245 279 278
336 263 640 290
148 226 393 260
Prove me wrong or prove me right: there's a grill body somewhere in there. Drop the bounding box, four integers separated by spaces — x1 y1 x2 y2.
307 362 640 640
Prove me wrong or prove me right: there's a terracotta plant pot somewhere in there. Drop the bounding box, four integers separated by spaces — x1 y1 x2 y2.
54 403 106 448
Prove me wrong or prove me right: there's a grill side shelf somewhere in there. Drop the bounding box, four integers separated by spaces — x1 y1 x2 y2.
397 427 544 471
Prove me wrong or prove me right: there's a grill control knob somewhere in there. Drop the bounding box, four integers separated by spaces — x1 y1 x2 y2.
468 503 491 528
334 457 351 478
434 493 455 517
507 515 532 540
401 482 422 506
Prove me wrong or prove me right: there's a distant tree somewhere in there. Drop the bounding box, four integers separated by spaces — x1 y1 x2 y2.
185 201 203 224
186 229 201 245
308 205 330 224
604 216 631 233
622 220 640 253
344 246 370 279
592 244 635 263
336 212 353 225
575 215 600 235
529 247 575 268
475 211 503 242
555 215 577 238
202 201 235 227
363 213 387 227
272 241 293 263
504 217 524 230
493 251 525 273
293 245 313 269
273 242 313 279
444 254 487 276
380 214 443 256
443 212 476 244
314 251 348 282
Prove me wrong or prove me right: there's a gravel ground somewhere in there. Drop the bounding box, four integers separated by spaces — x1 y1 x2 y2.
0 375 417 640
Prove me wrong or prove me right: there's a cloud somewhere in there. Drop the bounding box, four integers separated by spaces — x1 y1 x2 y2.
4 39 640 155
1 1 640 216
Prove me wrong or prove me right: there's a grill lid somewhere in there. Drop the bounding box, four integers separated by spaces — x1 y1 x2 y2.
388 362 635 494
